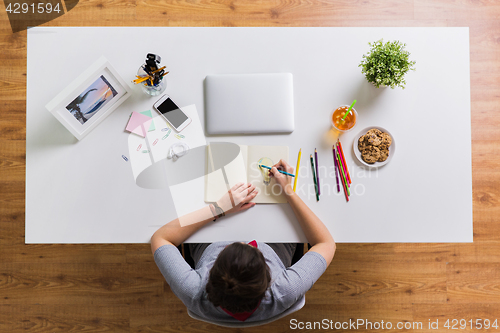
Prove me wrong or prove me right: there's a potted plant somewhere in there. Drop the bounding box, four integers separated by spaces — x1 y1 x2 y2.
359 39 416 89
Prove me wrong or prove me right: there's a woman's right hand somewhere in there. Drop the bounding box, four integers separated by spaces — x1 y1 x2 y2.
270 159 295 196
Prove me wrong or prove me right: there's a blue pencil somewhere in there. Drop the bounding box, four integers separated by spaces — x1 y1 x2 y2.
259 164 295 177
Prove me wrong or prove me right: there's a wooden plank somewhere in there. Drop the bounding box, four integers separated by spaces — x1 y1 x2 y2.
136 0 414 24
0 181 25 210
298 304 414 332
447 263 500 303
0 305 130 332
446 242 500 263
335 243 452 263
0 140 25 181
472 177 500 216
59 0 136 24
126 244 155 264
0 263 165 305
413 304 500 332
0 33 27 59
130 303 201 332
130 303 415 332
0 59 26 101
473 141 500 170
415 0 500 20
468 21 500 76
309 261 447 304
0 101 26 140
0 243 128 264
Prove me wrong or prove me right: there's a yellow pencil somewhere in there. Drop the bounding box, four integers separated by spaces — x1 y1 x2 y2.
293 149 301 192
133 76 150 83
151 66 166 74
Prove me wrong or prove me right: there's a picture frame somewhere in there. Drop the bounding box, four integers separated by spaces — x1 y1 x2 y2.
46 56 132 140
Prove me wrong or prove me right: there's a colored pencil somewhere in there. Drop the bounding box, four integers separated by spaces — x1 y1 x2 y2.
314 148 320 196
336 151 349 202
293 149 301 192
310 155 319 201
337 140 350 187
337 139 351 185
333 146 340 193
337 151 350 197
259 165 295 177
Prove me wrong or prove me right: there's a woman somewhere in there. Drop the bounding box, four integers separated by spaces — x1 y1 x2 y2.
151 159 336 324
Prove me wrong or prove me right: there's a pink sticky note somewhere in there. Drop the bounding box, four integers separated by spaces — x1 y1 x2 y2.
126 112 152 137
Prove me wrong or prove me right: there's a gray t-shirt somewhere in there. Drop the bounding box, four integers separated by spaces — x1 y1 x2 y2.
154 241 327 323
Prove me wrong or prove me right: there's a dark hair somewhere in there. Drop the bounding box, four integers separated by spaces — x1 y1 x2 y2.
206 242 271 313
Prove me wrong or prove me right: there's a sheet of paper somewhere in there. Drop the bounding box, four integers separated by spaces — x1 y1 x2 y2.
204 144 248 202
247 145 289 203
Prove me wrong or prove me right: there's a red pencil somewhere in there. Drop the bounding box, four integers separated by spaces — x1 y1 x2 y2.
336 150 349 202
336 141 349 188
337 139 352 185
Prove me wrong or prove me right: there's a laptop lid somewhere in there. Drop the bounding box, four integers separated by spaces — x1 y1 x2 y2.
205 73 294 135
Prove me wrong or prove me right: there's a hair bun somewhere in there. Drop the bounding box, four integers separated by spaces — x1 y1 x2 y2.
222 275 237 292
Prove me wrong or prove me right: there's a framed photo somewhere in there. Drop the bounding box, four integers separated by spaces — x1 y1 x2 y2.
46 56 132 140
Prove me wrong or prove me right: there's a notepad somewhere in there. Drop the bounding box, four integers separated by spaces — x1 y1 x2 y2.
205 143 289 204
126 111 152 137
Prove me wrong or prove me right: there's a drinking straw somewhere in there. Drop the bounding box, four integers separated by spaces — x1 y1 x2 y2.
310 155 319 202
337 151 350 197
293 149 301 192
333 146 340 193
336 151 350 202
314 148 320 196
337 139 352 185
341 99 357 121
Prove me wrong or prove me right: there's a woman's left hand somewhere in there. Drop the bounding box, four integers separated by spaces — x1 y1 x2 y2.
216 182 258 215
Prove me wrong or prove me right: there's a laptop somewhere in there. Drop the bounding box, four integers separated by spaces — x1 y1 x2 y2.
205 73 294 135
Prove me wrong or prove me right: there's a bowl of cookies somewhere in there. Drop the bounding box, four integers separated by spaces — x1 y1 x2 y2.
353 126 395 167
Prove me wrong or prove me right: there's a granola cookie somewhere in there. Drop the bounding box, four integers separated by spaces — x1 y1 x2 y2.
361 146 380 164
358 135 370 152
367 133 382 146
380 132 392 146
367 128 383 137
378 145 390 162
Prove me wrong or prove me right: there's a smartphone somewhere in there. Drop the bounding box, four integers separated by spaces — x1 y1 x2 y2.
153 94 192 132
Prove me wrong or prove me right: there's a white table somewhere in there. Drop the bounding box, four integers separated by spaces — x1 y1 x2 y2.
26 27 472 243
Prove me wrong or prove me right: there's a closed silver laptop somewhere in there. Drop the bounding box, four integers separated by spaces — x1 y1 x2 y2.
205 73 294 135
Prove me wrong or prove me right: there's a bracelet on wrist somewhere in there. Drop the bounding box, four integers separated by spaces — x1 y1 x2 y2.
212 202 225 221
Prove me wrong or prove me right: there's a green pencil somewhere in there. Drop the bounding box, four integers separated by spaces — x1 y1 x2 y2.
310 154 319 201
337 151 350 196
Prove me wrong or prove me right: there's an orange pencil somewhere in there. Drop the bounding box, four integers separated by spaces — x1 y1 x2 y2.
337 139 352 184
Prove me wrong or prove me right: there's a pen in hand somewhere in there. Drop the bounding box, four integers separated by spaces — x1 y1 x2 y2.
259 164 295 177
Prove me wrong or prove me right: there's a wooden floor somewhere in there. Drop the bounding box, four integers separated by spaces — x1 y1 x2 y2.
1 0 499 332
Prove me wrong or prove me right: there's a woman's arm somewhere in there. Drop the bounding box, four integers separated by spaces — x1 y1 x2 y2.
270 160 336 266
151 182 258 253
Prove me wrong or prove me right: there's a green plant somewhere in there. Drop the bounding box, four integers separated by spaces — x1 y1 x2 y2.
359 39 416 89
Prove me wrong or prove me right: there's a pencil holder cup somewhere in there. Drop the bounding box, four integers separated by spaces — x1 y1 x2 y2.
137 64 166 97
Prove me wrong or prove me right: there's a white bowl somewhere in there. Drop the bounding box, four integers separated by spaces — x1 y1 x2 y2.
352 126 395 168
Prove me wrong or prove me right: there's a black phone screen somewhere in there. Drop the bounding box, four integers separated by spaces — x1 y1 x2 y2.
157 98 189 128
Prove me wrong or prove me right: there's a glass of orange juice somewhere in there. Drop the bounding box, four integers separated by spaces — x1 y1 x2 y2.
331 105 358 133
